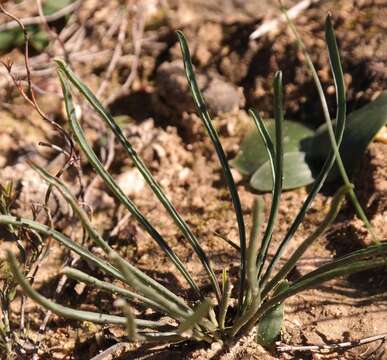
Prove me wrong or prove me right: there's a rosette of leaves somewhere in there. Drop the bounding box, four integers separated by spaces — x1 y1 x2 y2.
1 16 387 351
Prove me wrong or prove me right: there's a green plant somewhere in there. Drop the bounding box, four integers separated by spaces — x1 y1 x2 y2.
2 16 387 349
232 93 387 192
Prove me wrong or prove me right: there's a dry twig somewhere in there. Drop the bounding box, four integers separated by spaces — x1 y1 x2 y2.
35 0 71 63
249 0 320 40
0 0 81 32
276 333 387 353
105 1 146 105
97 8 129 100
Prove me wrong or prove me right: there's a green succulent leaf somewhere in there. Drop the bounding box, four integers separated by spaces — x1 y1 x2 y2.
250 152 316 191
310 91 387 181
230 120 313 176
256 280 289 347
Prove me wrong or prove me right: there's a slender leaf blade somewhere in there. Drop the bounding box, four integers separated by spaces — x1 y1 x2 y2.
256 71 284 281
55 59 218 302
176 30 245 307
6 251 161 329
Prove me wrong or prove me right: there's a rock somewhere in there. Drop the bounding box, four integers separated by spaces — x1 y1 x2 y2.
116 168 146 197
203 78 245 114
154 60 245 117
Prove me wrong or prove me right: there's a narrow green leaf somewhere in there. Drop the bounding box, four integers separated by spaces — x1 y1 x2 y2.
289 243 387 285
268 255 387 314
261 184 351 300
256 71 284 281
261 14 350 287
247 197 264 296
111 253 191 320
176 31 245 307
256 280 288 347
56 69 201 299
248 110 276 187
63 267 168 315
325 14 377 241
55 59 217 301
230 74 285 338
0 214 123 281
6 251 162 329
31 162 191 314
177 299 212 336
243 243 387 335
229 198 264 336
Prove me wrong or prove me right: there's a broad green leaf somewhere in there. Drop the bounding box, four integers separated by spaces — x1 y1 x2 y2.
230 120 313 175
310 91 387 181
250 152 315 192
256 280 288 347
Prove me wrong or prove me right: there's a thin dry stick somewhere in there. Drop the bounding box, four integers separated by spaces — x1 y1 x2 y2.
89 342 131 360
19 236 49 334
105 3 145 105
31 256 79 360
0 5 87 203
84 130 115 205
110 212 132 237
276 333 387 353
0 0 81 32
0 5 75 160
96 9 129 100
249 0 320 40
36 0 71 63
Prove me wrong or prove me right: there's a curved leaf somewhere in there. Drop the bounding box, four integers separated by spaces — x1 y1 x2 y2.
250 152 315 192
310 91 387 180
256 280 288 347
230 120 313 176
